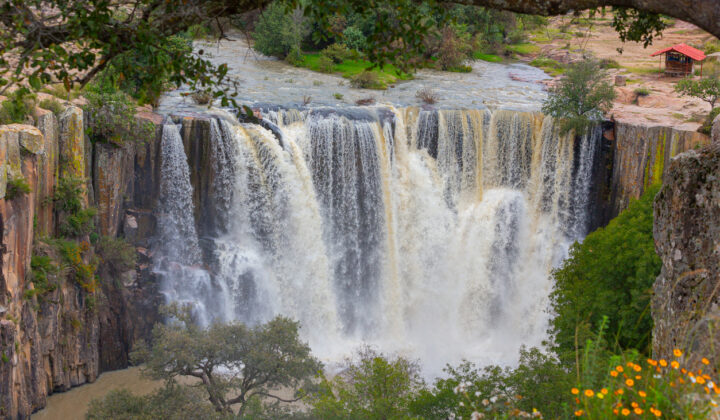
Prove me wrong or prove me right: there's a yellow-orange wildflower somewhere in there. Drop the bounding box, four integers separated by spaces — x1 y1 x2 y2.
621 408 630 416
635 375 642 380
601 388 608 395
626 379 634 387
659 359 668 367
633 364 641 372
671 360 679 369
634 407 643 415
584 389 594 398
639 391 647 397
674 349 683 357
611 371 618 377
571 388 579 395
616 366 624 372
631 402 639 408
574 410 584 417
647 359 657 366
702 357 710 365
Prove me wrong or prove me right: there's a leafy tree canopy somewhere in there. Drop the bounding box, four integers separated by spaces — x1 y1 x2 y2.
132 304 321 417
1 0 715 106
675 76 720 110
541 59 616 135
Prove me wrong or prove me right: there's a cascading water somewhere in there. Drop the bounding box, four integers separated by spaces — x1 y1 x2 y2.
154 107 600 374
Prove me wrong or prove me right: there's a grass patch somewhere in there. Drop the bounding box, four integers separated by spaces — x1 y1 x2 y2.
506 43 541 55
623 66 661 75
473 52 502 62
671 112 685 120
529 57 566 76
298 53 412 89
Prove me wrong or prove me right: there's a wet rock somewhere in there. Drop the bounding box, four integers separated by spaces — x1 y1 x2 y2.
124 214 138 244
652 143 720 370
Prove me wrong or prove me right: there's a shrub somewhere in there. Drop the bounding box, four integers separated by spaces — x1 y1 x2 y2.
38 98 65 116
333 93 343 100
53 176 85 214
5 177 31 200
550 185 661 357
253 2 308 58
285 46 304 66
308 347 423 419
416 88 439 104
350 71 385 89
190 90 213 105
87 387 225 420
541 59 616 135
317 55 335 73
56 239 99 293
95 236 136 274
699 107 720 134
600 58 621 69
321 43 353 64
355 96 376 105
343 26 367 52
40 84 82 101
634 87 651 96
0 88 37 125
436 26 473 71
59 208 97 238
83 86 154 145
25 254 59 301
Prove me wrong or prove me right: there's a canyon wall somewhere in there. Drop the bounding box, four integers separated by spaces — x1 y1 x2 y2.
652 141 720 369
0 106 162 419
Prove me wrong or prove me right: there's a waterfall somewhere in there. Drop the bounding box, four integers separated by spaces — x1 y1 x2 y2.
155 108 600 372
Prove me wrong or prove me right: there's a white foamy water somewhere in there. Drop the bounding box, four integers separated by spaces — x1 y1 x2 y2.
154 107 600 376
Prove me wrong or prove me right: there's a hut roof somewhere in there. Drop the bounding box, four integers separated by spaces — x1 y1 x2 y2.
650 43 706 61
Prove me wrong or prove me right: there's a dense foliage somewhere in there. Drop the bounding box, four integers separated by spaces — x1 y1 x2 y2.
131 305 321 417
0 88 37 125
549 185 662 357
542 60 616 135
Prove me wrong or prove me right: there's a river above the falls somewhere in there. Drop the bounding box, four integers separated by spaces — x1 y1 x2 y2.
157 35 550 113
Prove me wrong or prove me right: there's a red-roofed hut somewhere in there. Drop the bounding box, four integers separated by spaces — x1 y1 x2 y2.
651 43 706 76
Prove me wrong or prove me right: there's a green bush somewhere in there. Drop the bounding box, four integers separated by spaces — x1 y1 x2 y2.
542 59 616 135
308 347 423 419
634 87 651 96
0 88 37 125
53 176 84 214
38 98 65 116
5 177 31 200
699 107 720 135
317 55 335 73
24 254 59 301
436 26 473 71
253 2 308 58
91 35 192 106
87 387 225 420
60 208 97 238
342 26 367 52
96 236 136 274
285 46 304 66
321 43 353 64
549 185 662 357
82 85 154 145
350 71 385 89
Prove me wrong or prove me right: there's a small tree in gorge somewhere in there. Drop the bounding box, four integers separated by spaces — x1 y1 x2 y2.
675 76 720 110
132 304 321 417
541 59 616 135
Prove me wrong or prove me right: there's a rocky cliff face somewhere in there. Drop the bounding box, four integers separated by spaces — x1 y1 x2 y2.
652 142 720 369
590 121 709 228
0 106 163 419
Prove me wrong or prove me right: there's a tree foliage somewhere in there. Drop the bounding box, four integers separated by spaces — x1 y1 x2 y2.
253 2 309 58
549 185 662 357
542 59 616 135
675 76 720 110
132 305 321 417
307 347 424 419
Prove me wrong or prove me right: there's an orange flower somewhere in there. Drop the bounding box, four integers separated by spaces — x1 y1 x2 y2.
682 368 687 374
631 402 639 408
574 410 584 417
616 389 625 395
601 388 608 395
616 366 624 373
635 375 642 380
702 358 710 365
697 376 707 385
647 359 658 366
611 371 619 377
621 408 630 416
659 359 668 367
639 391 647 398
626 379 634 387
671 360 680 369
674 349 683 357
571 388 579 395
634 407 644 415
633 364 642 372
584 389 594 398
613 409 619 415
653 408 662 417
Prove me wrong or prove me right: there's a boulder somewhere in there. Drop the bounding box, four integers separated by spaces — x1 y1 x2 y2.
615 74 627 86
652 143 720 370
